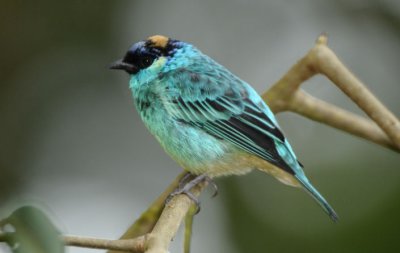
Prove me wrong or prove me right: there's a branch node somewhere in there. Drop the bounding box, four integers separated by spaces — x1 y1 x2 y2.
316 33 328 45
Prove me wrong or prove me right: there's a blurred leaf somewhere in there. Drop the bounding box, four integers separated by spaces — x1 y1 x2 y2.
0 206 63 253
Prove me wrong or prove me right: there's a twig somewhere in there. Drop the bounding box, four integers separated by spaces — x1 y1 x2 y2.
63 235 145 252
289 90 396 149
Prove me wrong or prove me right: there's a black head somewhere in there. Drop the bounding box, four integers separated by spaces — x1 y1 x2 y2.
110 35 183 75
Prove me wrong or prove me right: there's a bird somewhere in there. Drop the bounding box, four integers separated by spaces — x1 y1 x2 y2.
110 35 338 221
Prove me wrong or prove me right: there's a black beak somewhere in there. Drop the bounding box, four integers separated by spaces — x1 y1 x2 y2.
109 59 138 74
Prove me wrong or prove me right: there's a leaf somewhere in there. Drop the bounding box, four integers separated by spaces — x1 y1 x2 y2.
0 206 64 253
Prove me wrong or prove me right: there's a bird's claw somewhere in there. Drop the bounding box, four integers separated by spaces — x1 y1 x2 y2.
204 176 218 198
166 173 218 214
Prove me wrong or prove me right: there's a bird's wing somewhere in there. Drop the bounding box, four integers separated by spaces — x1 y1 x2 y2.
161 66 295 174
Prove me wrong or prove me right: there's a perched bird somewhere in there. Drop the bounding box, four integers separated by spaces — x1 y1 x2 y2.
111 35 338 221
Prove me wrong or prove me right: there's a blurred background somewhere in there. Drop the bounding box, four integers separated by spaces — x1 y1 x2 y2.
1 0 400 252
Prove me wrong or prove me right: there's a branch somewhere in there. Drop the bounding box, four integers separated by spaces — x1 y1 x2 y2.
62 182 206 253
112 172 188 241
63 235 145 252
144 182 206 253
107 172 188 253
263 35 400 151
183 205 197 253
289 90 396 150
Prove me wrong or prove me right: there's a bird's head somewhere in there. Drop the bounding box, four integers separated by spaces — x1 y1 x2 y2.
110 35 190 79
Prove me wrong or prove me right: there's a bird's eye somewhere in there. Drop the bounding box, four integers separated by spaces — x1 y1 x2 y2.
139 56 154 69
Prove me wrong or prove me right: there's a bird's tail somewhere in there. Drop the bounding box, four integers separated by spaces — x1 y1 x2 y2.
295 174 339 222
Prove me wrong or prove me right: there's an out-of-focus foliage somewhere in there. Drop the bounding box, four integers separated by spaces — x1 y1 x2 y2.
0 206 63 253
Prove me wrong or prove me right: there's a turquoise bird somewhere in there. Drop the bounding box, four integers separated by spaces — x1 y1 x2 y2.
111 35 338 221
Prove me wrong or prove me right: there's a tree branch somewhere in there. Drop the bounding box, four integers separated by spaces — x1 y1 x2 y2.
144 182 206 253
60 182 206 253
313 38 400 148
263 35 400 151
63 235 145 252
289 90 396 150
107 172 188 253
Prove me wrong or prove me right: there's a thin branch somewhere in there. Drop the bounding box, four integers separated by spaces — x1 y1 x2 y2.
263 34 400 152
313 38 400 147
289 90 396 150
63 235 145 252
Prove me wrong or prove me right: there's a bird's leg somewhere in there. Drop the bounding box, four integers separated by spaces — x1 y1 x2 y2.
165 173 197 205
167 174 206 208
178 172 195 189
166 173 218 213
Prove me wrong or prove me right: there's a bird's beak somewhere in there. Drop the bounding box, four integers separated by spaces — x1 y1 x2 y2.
109 59 138 74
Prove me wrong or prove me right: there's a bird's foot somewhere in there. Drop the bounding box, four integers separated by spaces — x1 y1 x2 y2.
178 173 218 197
166 173 218 214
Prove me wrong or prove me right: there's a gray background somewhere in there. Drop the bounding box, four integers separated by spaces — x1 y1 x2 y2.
1 0 400 252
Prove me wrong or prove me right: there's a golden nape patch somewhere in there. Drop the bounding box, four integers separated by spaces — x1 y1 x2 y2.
147 35 169 48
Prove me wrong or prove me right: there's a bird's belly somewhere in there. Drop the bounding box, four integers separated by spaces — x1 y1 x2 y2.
141 112 298 183
158 123 227 170
143 115 251 176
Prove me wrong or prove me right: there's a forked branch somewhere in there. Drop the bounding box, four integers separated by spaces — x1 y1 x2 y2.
263 35 400 151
